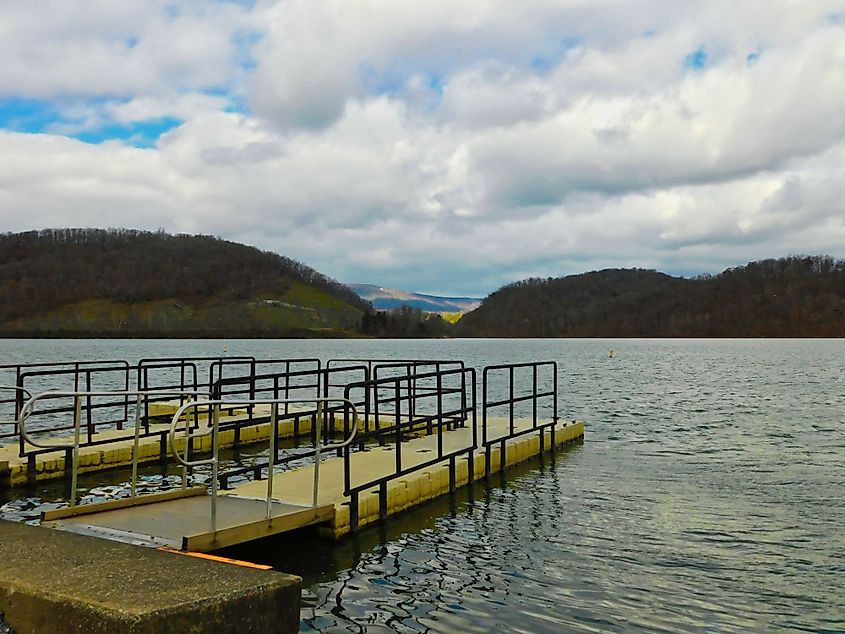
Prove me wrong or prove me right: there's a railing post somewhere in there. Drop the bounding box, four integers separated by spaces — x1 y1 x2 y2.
119 363 129 430
436 371 443 435
312 401 323 509
460 370 467 428
509 365 515 437
394 379 402 474
143 365 151 434
284 361 291 416
14 366 23 436
273 376 281 462
70 395 81 507
85 370 94 444
266 400 278 519
131 393 142 498
182 403 191 489
343 392 353 499
211 403 220 531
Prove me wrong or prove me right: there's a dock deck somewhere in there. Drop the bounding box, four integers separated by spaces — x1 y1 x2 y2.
41 417 584 550
236 417 584 538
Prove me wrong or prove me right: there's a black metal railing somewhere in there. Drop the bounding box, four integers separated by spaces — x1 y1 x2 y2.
216 365 369 487
0 360 128 441
481 361 558 476
16 362 131 454
3 356 565 507
343 366 477 531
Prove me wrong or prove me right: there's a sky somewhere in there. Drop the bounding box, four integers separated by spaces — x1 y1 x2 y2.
1 1 844 297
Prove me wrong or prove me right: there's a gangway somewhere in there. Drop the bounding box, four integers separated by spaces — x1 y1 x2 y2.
17 391 358 552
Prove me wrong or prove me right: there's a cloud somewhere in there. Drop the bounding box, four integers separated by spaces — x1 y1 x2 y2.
1 0 844 295
0 1 251 98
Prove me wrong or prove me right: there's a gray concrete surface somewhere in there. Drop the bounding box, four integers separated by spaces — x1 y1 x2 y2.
0 520 301 633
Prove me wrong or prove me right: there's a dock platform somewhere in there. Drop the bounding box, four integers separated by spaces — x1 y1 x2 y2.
235 416 584 539
40 417 583 551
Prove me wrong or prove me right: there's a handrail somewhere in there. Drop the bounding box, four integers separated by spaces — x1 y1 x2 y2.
168 396 360 530
18 389 209 506
0 385 32 437
0 385 32 399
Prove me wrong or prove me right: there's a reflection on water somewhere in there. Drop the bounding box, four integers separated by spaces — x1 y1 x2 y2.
1 338 844 631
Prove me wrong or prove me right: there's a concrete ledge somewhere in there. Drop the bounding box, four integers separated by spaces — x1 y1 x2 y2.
0 520 301 634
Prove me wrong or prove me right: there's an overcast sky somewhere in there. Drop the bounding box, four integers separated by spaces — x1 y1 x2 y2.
1 1 843 296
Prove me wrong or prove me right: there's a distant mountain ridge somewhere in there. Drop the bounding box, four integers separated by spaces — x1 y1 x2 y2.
1 230 840 339
347 283 481 314
457 256 845 337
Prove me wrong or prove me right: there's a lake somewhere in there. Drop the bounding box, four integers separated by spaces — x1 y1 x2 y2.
1 338 843 632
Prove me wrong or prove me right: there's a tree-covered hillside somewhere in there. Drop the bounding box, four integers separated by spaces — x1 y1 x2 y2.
0 228 370 337
458 256 845 337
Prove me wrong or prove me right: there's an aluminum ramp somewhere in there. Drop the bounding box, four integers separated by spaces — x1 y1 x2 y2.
41 488 334 552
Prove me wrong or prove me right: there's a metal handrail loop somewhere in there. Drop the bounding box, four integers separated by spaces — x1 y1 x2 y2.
18 388 210 506
168 396 359 529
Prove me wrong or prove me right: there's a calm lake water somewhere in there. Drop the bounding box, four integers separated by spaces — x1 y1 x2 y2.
1 338 843 632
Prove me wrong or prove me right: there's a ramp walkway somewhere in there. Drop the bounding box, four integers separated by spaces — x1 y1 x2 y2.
38 396 354 553
42 489 333 551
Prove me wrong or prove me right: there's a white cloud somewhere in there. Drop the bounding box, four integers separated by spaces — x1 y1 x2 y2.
1 0 844 295
0 1 254 97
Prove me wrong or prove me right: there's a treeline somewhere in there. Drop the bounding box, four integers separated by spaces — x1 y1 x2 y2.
458 256 845 337
0 228 370 322
360 306 453 338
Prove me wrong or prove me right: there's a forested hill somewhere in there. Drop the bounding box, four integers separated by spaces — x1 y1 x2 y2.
457 256 845 337
0 229 370 337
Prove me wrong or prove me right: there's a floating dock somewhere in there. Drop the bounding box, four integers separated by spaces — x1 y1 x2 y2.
235 416 584 539
40 417 583 550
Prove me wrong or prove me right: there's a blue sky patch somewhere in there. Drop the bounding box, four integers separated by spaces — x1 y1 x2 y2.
0 98 60 134
71 117 182 147
684 47 708 70
529 36 581 73
1 97 183 147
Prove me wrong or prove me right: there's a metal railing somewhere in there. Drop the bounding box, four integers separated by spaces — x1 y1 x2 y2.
214 365 370 486
6 356 567 536
0 361 130 443
6 356 331 473
482 361 559 476
17 388 208 506
342 366 477 530
16 362 132 454
168 397 359 529
0 385 32 441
